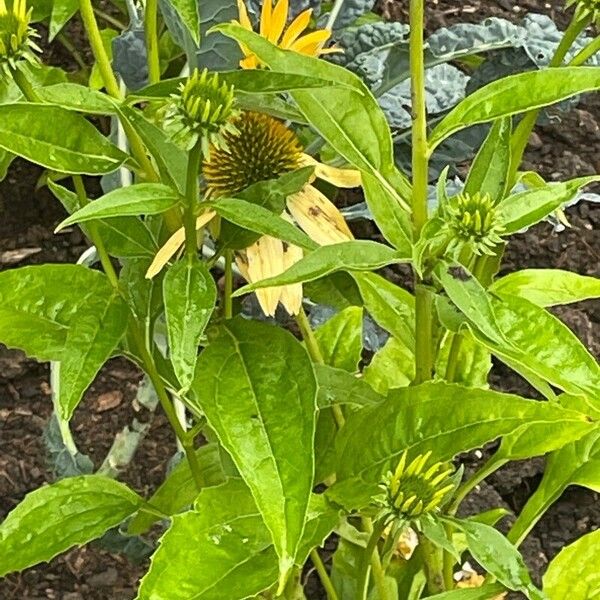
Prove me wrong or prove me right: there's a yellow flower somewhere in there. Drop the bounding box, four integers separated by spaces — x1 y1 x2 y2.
0 0 39 75
146 112 360 317
235 0 336 69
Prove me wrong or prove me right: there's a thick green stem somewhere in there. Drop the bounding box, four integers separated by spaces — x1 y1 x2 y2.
11 67 41 102
420 535 445 594
358 518 390 600
144 0 161 84
224 250 234 319
79 0 121 98
295 307 345 428
72 176 119 288
508 13 590 187
183 141 203 260
410 0 433 384
310 549 340 600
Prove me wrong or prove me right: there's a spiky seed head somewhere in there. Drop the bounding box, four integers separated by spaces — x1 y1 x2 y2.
380 451 455 521
0 0 39 76
166 68 239 151
566 0 600 23
442 191 505 256
203 111 303 197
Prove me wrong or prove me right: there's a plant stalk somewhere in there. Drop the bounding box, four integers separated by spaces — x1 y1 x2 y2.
183 141 203 260
11 67 41 102
420 535 445 594
358 518 390 600
310 549 340 600
144 0 161 84
410 0 434 385
224 249 234 319
570 34 600 66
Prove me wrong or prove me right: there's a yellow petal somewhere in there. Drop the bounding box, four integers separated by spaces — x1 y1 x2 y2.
286 185 354 246
278 214 303 315
240 53 259 69
289 30 332 56
236 0 253 30
260 0 273 39
269 0 289 43
145 210 216 279
280 8 312 48
300 153 362 188
244 235 285 317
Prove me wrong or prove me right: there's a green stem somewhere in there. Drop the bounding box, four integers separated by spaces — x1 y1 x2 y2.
183 141 203 260
93 7 126 30
310 549 340 600
224 249 234 319
358 518 390 600
11 67 41 102
295 307 345 428
79 0 121 98
420 534 445 594
410 0 433 384
508 13 590 187
570 34 600 66
144 0 161 84
56 31 88 71
72 176 119 288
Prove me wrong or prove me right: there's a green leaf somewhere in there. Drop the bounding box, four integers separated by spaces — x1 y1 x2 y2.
128 444 228 535
118 106 188 195
38 83 117 114
353 271 415 350
427 584 507 599
137 479 278 600
464 117 511 203
209 197 318 252
543 529 600 599
498 175 600 234
430 67 600 150
305 272 363 310
0 265 129 420
49 181 158 258
508 430 600 546
447 518 544 600
329 382 592 509
164 258 217 390
233 241 407 295
49 0 79 40
315 307 363 372
435 331 492 388
168 0 201 44
473 293 600 401
315 364 384 410
435 264 507 346
363 336 415 393
190 318 317 581
215 23 412 212
56 184 181 231
492 269 600 307
0 104 128 174
0 476 141 577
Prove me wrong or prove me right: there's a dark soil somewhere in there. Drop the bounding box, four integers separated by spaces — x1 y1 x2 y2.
1 0 599 598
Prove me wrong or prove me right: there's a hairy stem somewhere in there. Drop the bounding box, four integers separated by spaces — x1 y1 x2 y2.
310 549 340 600
410 0 433 384
144 0 161 84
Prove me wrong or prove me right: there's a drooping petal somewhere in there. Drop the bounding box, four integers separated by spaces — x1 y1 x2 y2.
243 235 285 317
260 0 273 39
278 213 304 315
280 8 312 48
145 210 216 279
300 153 362 188
289 30 331 56
268 0 289 43
286 185 354 246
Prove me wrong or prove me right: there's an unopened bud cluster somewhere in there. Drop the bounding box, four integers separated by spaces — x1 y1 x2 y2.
380 451 455 522
0 0 39 76
166 68 239 152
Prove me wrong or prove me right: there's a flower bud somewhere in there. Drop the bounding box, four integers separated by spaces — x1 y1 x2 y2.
0 0 39 76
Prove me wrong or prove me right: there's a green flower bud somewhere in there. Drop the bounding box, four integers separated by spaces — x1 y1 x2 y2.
380 451 455 522
0 0 39 76
166 68 239 152
442 191 505 256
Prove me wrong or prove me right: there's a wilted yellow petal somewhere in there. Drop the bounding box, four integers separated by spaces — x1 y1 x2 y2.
280 8 311 48
145 210 216 279
287 185 354 246
300 153 362 188
243 235 286 317
269 0 288 43
278 214 303 315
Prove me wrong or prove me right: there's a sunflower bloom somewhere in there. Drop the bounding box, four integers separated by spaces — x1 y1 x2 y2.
236 0 336 69
146 112 360 317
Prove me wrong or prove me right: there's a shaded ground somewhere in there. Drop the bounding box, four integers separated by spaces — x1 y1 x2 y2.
1 0 599 598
